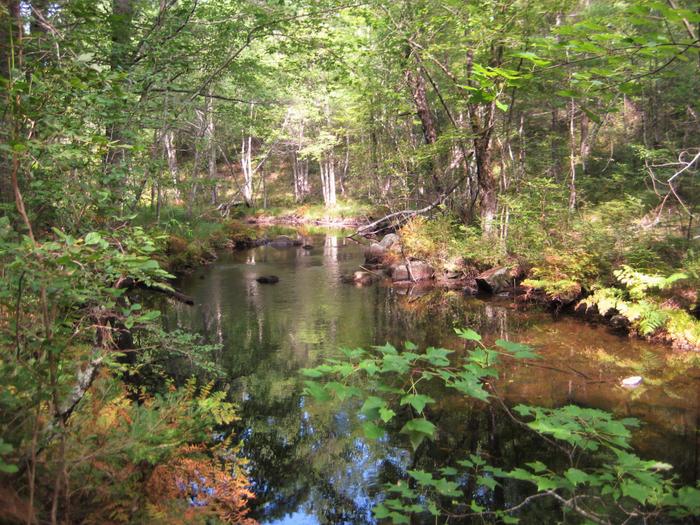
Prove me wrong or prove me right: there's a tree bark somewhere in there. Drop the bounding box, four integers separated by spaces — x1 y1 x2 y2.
0 0 20 204
104 0 134 204
205 91 217 204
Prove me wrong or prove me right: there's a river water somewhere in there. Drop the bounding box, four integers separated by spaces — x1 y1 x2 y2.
163 231 700 524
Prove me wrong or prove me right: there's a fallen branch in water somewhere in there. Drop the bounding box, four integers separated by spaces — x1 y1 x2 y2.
356 175 467 236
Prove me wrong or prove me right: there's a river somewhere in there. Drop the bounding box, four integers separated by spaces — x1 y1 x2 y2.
163 231 700 524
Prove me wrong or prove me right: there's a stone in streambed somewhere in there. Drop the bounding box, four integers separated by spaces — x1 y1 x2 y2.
390 260 434 282
270 235 302 248
256 275 279 284
475 266 523 295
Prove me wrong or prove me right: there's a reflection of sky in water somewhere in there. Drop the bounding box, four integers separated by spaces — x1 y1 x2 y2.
166 233 700 524
264 510 319 525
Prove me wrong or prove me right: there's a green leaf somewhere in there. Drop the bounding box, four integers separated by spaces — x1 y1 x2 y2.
510 50 550 66
303 381 330 401
400 393 435 414
375 342 398 355
455 328 481 341
361 396 387 418
400 418 437 448
565 468 590 486
495 339 539 359
621 481 651 504
408 469 434 485
423 346 453 366
379 407 396 423
84 232 103 245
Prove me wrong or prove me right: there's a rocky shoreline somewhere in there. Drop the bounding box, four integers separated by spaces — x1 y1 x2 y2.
348 233 700 352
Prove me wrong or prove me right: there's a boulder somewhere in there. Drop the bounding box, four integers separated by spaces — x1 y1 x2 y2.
270 235 302 248
608 314 630 332
475 266 522 294
390 260 434 282
379 233 400 250
364 243 387 263
256 275 279 284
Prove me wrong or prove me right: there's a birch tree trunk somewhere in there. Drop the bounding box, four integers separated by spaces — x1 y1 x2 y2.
292 121 308 203
163 129 178 196
568 99 577 212
241 135 254 206
320 157 337 207
205 92 217 204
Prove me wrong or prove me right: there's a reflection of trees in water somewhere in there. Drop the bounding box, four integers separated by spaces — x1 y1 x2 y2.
161 235 700 522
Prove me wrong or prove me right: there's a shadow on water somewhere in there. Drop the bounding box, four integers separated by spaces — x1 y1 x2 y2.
162 232 700 524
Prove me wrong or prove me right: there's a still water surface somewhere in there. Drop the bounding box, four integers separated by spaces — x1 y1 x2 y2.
164 232 700 524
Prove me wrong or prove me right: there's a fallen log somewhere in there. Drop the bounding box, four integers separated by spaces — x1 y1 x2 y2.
356 175 466 236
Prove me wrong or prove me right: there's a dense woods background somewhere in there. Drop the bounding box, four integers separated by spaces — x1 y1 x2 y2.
1 0 699 523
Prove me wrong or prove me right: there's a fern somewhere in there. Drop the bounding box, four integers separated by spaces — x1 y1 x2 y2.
635 303 668 336
614 265 687 300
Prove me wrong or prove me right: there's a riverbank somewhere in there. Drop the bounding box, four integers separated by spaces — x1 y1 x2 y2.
351 222 700 352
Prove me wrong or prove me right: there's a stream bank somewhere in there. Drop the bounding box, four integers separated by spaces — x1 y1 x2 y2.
354 230 700 352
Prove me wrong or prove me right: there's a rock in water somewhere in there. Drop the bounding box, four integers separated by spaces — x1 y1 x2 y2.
621 376 643 388
379 233 400 249
475 266 522 294
256 275 279 284
364 242 387 263
389 260 434 282
270 235 303 248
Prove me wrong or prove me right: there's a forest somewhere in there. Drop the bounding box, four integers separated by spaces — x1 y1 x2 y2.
1 0 699 523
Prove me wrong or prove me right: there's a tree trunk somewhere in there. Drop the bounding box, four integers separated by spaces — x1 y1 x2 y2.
292 121 307 203
104 0 134 204
320 157 336 207
404 51 441 193
0 0 20 204
163 129 178 196
471 102 497 236
568 99 577 212
241 135 254 206
205 92 217 204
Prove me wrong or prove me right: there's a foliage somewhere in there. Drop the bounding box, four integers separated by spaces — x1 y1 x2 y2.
64 376 253 524
0 220 252 521
580 265 699 344
301 329 700 523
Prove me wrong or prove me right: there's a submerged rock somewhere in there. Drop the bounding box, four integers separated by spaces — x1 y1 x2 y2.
256 275 280 284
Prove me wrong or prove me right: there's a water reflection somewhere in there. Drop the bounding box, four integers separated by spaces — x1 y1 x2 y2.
163 233 700 524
